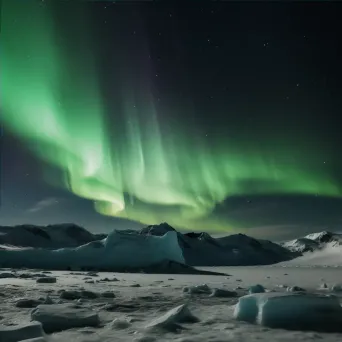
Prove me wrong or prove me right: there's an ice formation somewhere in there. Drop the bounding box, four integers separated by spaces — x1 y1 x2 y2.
0 230 184 271
234 292 342 332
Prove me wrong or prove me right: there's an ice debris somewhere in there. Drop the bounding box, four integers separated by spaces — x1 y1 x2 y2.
0 321 45 341
145 304 199 331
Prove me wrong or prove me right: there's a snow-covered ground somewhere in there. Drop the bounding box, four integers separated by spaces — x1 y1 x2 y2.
1 224 342 341
1 266 342 342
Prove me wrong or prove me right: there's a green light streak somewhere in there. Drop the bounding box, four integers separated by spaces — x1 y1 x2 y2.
1 1 340 231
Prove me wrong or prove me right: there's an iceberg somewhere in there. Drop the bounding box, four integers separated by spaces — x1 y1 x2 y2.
0 230 185 271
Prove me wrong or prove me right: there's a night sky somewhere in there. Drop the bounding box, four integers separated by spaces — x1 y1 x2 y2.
1 1 342 240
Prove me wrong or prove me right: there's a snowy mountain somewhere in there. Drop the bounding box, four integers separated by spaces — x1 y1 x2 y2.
140 223 297 266
0 224 100 249
0 222 297 267
281 231 342 253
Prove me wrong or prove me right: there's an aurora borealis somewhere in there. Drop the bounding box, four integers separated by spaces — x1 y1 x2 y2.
1 1 342 236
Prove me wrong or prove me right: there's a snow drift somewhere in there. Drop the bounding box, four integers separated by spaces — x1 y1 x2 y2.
281 244 342 266
0 230 185 271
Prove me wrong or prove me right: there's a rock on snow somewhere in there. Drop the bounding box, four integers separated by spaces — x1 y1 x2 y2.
234 292 342 332
36 277 57 284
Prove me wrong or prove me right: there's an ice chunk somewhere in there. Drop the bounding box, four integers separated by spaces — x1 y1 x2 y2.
248 284 265 294
101 291 116 298
31 303 100 333
110 318 131 329
286 286 306 292
59 290 82 300
43 295 54 305
0 321 45 342
0 272 16 279
234 292 342 332
183 284 211 294
145 304 198 331
15 298 42 308
36 277 56 284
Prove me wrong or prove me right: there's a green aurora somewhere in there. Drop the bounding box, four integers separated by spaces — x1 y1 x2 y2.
1 1 341 231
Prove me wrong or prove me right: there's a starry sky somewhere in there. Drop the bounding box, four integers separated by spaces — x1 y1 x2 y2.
1 1 342 240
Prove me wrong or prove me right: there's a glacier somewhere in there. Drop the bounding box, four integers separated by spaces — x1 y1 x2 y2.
0 230 185 271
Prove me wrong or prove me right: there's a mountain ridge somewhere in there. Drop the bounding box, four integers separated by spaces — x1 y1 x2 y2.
0 222 298 266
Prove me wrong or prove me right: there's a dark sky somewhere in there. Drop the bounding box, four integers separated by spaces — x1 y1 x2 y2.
1 1 342 240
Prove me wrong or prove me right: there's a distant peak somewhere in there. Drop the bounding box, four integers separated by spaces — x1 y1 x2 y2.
140 222 176 236
305 231 334 243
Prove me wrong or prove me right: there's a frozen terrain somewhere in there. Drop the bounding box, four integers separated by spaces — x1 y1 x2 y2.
1 224 342 341
1 266 342 342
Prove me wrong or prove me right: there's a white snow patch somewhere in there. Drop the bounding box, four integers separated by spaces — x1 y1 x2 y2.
281 244 342 266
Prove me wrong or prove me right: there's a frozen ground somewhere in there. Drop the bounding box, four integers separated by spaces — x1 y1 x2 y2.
1 266 342 342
